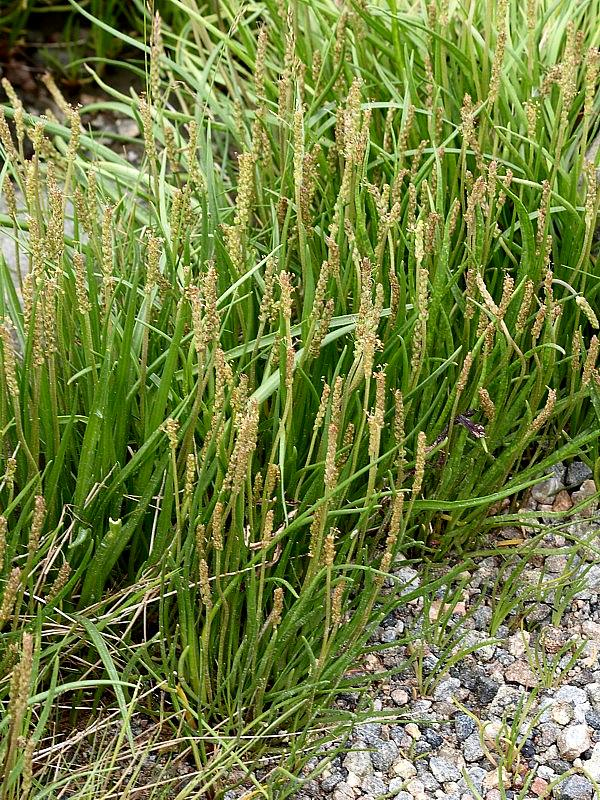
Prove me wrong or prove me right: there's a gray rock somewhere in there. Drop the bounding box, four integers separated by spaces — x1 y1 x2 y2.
586 709 600 730
392 793 413 800
361 775 388 795
321 772 343 791
587 683 600 708
555 774 594 800
423 728 444 748
395 566 420 595
429 755 463 783
474 675 500 704
465 765 487 792
454 713 476 741
536 722 561 747
565 461 593 488
354 723 383 745
463 732 484 762
432 677 461 701
554 685 589 705
332 783 355 800
343 744 373 777
370 739 399 772
557 724 592 760
531 463 565 502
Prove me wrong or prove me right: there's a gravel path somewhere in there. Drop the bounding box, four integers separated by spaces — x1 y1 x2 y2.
223 461 600 800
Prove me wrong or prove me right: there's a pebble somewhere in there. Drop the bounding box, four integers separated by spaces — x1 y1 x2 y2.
429 755 463 783
391 688 410 706
565 461 593 489
463 732 484 762
405 778 426 799
405 723 421 740
552 702 574 725
474 676 499 704
585 709 600 729
370 740 399 772
581 741 600 780
556 724 592 760
531 465 565 502
571 480 598 517
555 774 594 800
531 776 549 797
454 713 476 741
342 746 373 777
504 660 538 687
392 757 417 779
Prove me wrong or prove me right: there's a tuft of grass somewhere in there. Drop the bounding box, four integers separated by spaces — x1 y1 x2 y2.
0 0 599 795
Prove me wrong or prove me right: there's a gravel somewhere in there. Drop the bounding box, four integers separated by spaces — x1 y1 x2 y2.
219 466 600 800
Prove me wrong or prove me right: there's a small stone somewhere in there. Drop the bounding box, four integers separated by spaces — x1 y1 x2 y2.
543 627 569 653
393 793 413 800
321 772 343 791
343 745 373 777
392 757 417 779
432 677 461 701
521 738 535 758
585 709 600 730
507 631 530 657
354 722 383 744
555 774 594 800
482 767 510 789
485 791 501 800
565 461 593 489
346 771 361 788
423 728 444 749
361 775 388 795
545 554 569 573
391 688 410 706
587 683 600 708
555 685 589 706
581 741 600 780
474 676 500 704
557 724 592 760
552 702 574 725
429 755 463 783
536 722 560 747
531 777 549 798
553 489 574 512
463 732 484 762
406 778 426 799
405 723 421 740
571 480 598 517
455 713 476 742
333 783 355 800
505 660 538 688
531 465 565 503
370 739 399 772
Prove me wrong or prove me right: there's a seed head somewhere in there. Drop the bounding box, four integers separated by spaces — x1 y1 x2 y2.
28 496 46 560
163 418 179 450
530 388 556 432
331 581 346 626
478 387 496 421
576 296 599 329
0 567 21 625
516 280 535 332
211 502 224 551
46 561 71 603
270 587 284 628
583 336 599 386
412 432 427 498
199 558 212 610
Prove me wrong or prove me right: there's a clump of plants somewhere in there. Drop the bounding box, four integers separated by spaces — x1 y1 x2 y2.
0 0 598 795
